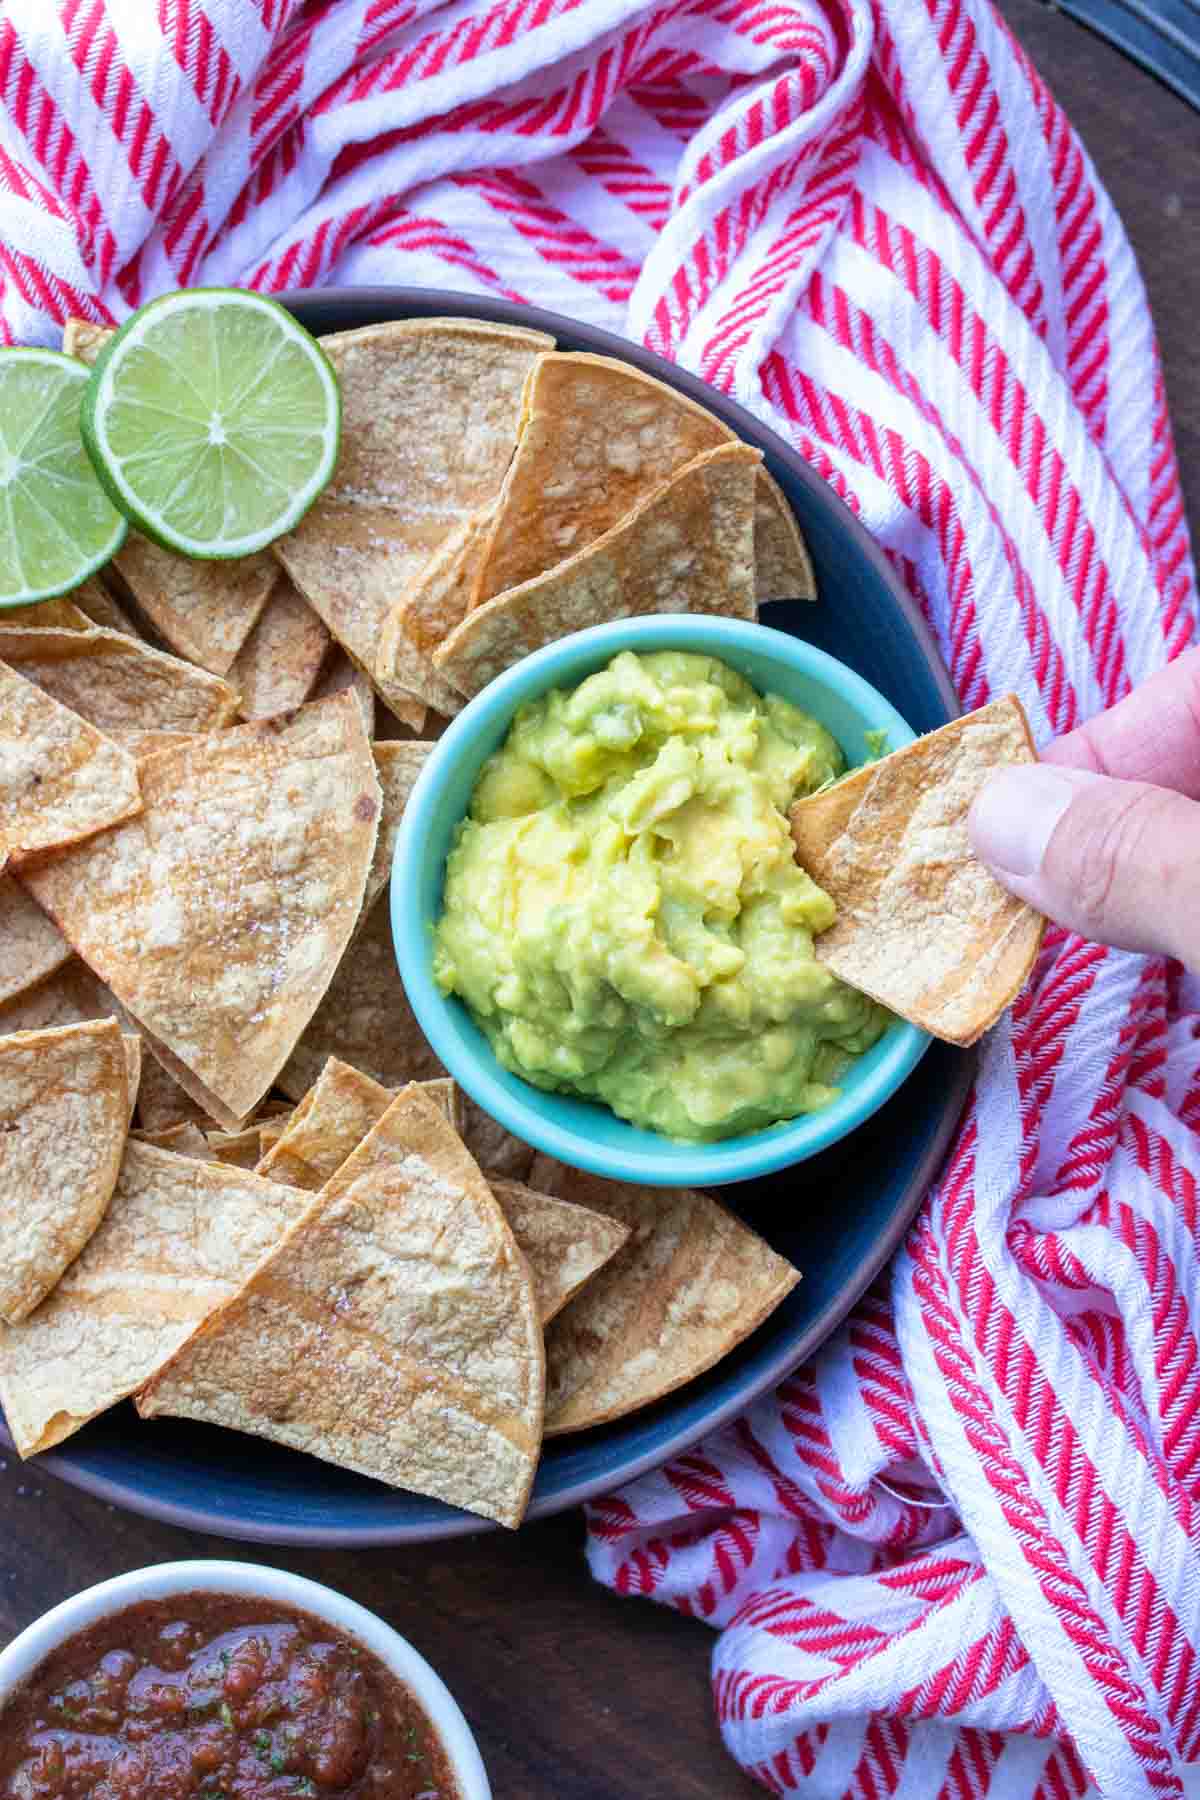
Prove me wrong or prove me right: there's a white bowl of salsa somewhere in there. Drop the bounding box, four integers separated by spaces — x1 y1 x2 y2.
0 1559 490 1800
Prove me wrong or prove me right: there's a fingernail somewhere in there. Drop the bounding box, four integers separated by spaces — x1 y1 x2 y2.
968 764 1084 877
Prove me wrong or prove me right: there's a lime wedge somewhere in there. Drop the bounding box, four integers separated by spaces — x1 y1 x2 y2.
80 289 341 560
0 349 127 608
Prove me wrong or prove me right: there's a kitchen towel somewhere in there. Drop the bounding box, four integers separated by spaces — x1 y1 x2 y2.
0 2 1197 1793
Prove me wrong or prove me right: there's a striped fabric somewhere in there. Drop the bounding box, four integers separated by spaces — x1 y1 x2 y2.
2 1 1197 1792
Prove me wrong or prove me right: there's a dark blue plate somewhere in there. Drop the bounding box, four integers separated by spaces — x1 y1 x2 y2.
8 291 970 1544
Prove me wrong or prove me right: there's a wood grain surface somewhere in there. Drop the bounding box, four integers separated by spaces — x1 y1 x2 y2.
1 7 1197 1795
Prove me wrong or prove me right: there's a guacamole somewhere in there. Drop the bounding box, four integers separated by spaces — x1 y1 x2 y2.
433 650 889 1140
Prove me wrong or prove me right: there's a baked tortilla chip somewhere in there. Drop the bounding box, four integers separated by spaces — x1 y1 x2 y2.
12 598 92 631
257 1060 452 1190
207 1125 270 1170
0 661 141 868
0 627 239 735
139 1087 545 1528
529 1158 799 1435
273 319 551 728
0 958 121 1036
460 1097 535 1181
488 1178 629 1325
134 1122 217 1159
0 878 71 1005
434 443 759 700
0 1142 312 1457
375 512 494 720
469 352 808 607
23 695 380 1129
136 1053 213 1134
0 1018 129 1325
278 893 446 1101
755 470 816 601
229 576 330 721
67 576 145 640
788 696 1044 1046
313 648 378 736
364 742 433 915
66 326 275 674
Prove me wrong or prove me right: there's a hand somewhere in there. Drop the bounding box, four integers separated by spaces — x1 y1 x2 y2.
968 647 1200 966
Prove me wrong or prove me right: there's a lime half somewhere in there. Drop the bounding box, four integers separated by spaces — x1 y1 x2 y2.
0 349 127 607
81 289 341 560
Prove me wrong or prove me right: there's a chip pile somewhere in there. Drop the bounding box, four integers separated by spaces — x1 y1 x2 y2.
0 310 1042 1526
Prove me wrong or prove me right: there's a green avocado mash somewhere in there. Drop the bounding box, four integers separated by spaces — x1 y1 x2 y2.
433 650 890 1140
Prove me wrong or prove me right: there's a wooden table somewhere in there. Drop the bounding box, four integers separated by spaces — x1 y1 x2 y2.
2 8 1197 1795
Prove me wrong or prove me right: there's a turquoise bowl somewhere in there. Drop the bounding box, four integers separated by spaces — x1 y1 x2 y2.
392 613 930 1187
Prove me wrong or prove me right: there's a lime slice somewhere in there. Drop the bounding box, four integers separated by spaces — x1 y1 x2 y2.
80 289 340 560
0 349 127 608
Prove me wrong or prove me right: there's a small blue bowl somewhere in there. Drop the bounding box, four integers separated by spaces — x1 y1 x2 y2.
393 614 931 1187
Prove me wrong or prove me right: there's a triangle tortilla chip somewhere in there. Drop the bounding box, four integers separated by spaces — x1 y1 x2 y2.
0 878 71 1005
312 648 378 736
134 1122 217 1159
207 1124 272 1170
0 958 121 1036
23 695 380 1129
529 1157 799 1435
229 576 330 721
0 627 239 735
433 443 759 700
139 1086 545 1528
364 742 433 916
755 470 815 601
0 1018 129 1324
469 352 810 607
375 512 494 721
488 1178 629 1326
13 598 93 631
0 660 142 868
67 575 146 640
136 1052 213 1134
788 696 1044 1046
278 892 446 1101
0 1142 313 1457
272 319 551 728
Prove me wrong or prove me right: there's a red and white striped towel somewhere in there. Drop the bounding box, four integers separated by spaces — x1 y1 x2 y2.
2 2 1197 1793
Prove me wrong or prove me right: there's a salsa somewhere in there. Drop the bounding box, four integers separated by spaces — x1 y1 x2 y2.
0 1594 461 1800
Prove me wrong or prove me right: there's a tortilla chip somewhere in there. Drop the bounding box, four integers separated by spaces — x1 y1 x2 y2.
755 470 816 601
0 661 142 868
122 729 204 762
66 326 276 674
529 1157 800 1435
488 1178 629 1325
136 1053 212 1134
120 1034 142 1128
425 1077 462 1133
206 1125 268 1170
23 695 380 1129
0 627 239 735
0 958 121 1035
375 513 494 720
258 1058 429 1190
278 892 445 1101
67 577 146 641
788 696 1044 1046
10 598 93 631
363 742 433 915
134 1122 217 1159
0 878 71 1005
0 1018 129 1325
314 648 378 738
460 1098 535 1181
434 443 760 700
273 319 551 728
139 1086 545 1528
0 1142 312 1457
229 576 330 722
259 1120 287 1157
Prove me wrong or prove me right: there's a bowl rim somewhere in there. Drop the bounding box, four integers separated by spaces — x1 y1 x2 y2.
7 285 965 1546
0 1559 491 1796
393 614 932 1185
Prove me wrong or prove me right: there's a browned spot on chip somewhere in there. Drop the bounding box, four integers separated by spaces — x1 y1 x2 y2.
788 696 1044 1046
530 1158 799 1435
273 319 550 728
0 879 71 1006
0 661 141 867
0 627 239 735
139 1086 545 1528
434 442 760 700
0 1142 313 1457
23 695 380 1129
0 1018 129 1325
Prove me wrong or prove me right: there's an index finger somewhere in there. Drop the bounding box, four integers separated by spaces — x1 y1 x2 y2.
1042 645 1200 799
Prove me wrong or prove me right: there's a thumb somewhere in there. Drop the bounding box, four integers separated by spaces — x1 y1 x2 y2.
968 763 1200 964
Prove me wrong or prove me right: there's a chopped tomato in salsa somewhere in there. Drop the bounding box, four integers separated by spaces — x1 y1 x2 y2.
0 1594 460 1800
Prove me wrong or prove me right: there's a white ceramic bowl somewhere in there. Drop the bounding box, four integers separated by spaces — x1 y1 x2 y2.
0 1558 490 1798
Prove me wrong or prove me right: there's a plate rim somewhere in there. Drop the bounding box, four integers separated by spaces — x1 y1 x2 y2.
13 286 967 1546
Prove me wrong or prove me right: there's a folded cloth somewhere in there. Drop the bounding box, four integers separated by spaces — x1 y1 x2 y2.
2 0 1197 1793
